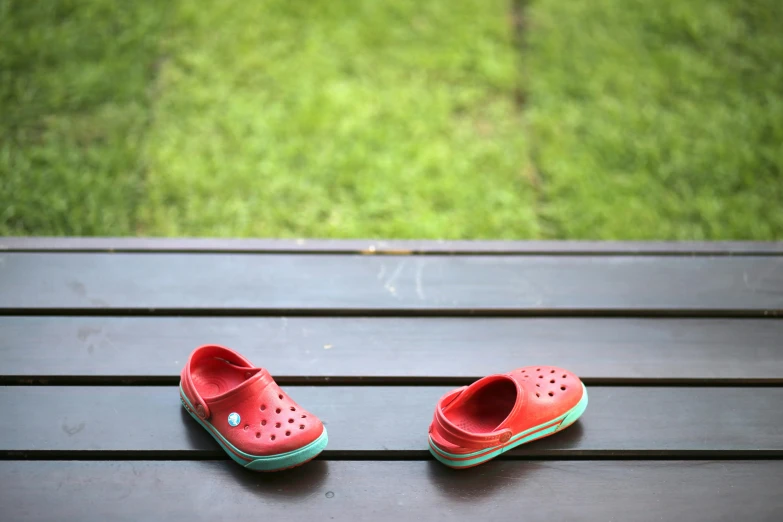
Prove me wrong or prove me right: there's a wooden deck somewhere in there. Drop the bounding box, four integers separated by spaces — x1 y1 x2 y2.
1 238 782 521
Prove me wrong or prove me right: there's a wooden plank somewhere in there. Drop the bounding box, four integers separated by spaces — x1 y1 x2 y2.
1 253 782 313
3 237 783 255
2 386 781 457
1 460 781 522
2 317 783 383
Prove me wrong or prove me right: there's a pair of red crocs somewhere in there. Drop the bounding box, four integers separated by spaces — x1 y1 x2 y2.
180 345 588 471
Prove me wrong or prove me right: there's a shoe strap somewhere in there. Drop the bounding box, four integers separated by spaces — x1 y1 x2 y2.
180 344 255 421
433 381 515 449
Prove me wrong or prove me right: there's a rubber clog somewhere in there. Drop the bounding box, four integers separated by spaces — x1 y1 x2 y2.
428 366 587 468
179 344 328 471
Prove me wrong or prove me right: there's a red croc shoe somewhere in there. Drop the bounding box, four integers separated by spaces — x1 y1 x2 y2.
428 366 587 469
179 345 328 471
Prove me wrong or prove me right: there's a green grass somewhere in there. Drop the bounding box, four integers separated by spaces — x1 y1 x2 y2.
527 0 783 239
141 0 535 238
0 0 166 235
1 0 781 239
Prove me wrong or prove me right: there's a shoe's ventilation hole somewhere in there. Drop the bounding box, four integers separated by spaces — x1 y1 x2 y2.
562 374 567 378
255 432 261 438
275 408 281 414
285 431 291 437
278 394 284 400
270 435 276 441
300 424 305 430
548 392 554 397
301 414 307 419
290 406 296 411
261 420 267 426
243 425 249 431
288 418 294 424
539 375 543 379
550 379 555 383
260 404 266 411
536 368 541 371
550 370 555 373
275 422 281 428
536 393 540 397
521 369 526 373
561 386 566 391
536 383 540 387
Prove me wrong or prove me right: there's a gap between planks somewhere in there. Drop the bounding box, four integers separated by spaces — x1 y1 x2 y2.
3 376 783 386
0 308 780 318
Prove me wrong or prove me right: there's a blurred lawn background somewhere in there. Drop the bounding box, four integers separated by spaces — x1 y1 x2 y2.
1 0 781 239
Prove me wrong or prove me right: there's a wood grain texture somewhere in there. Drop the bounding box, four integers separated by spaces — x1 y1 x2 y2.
1 460 781 522
3 317 783 382
4 237 783 255
1 253 782 313
2 386 781 457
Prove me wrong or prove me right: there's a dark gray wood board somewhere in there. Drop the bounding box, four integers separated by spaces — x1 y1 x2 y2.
4 237 783 255
2 386 781 457
2 316 783 382
1 460 781 522
1 253 782 312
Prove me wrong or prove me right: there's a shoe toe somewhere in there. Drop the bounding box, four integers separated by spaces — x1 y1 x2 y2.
513 366 584 419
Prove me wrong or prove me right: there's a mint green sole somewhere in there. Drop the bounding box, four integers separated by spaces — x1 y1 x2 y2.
429 383 588 468
180 387 328 471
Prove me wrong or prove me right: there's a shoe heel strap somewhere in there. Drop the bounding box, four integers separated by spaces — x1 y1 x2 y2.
434 394 512 449
181 344 256 420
